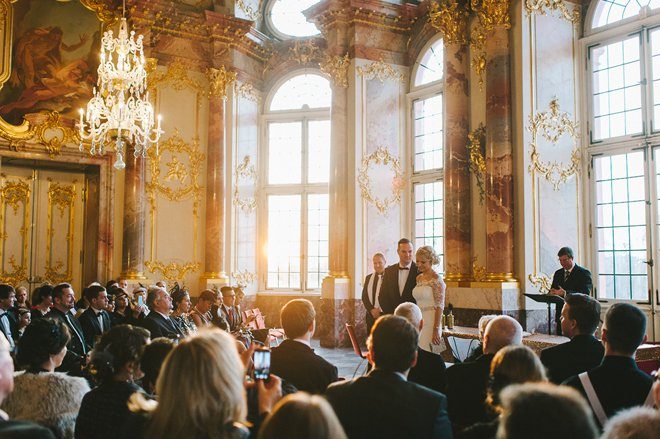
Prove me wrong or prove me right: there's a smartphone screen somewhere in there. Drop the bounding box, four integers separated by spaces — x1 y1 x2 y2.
137 295 144 307
253 348 271 380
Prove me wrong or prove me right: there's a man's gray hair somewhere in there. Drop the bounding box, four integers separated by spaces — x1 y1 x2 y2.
146 286 165 310
601 407 660 439
394 302 423 330
478 314 498 339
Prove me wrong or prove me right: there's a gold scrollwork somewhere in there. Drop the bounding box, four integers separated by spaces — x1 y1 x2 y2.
357 146 404 215
236 0 262 21
289 39 321 64
524 0 580 24
527 98 580 190
145 260 201 283
231 268 257 287
356 59 405 84
320 53 350 88
32 112 81 157
471 257 487 282
233 155 257 214
207 65 238 99
428 0 470 46
0 178 30 285
234 81 260 103
528 273 552 293
80 0 121 25
147 58 206 94
467 124 486 204
44 182 76 284
470 0 511 89
0 0 12 88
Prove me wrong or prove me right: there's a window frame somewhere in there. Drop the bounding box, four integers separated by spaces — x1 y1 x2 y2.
263 0 322 41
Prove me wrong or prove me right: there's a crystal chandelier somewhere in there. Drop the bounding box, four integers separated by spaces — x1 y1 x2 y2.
78 0 162 170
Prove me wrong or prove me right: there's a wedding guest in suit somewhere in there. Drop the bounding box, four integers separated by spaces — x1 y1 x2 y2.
549 247 593 335
219 286 240 332
78 285 112 349
326 315 452 438
445 315 523 431
0 335 55 438
47 283 88 374
540 293 604 384
270 299 338 394
11 285 30 321
565 303 653 429
75 324 150 439
378 238 418 315
30 285 53 321
140 287 183 340
190 289 215 328
362 253 386 334
395 302 447 393
0 285 17 352
464 315 498 363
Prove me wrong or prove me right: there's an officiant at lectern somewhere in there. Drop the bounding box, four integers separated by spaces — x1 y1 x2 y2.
548 247 593 336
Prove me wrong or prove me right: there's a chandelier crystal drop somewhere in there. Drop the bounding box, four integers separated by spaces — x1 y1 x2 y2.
78 11 162 170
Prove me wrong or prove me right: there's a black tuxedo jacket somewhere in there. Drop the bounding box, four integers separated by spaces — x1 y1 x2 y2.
361 272 383 332
408 348 448 394
326 369 452 439
270 339 338 394
550 264 593 296
78 308 112 349
445 354 495 430
540 334 604 384
140 311 184 340
47 307 87 373
378 262 418 315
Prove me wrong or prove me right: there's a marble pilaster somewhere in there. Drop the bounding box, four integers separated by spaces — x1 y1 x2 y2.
121 144 147 280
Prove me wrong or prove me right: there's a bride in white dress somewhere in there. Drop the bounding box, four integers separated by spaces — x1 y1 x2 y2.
411 246 446 353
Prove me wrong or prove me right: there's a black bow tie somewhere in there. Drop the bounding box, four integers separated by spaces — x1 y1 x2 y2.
399 266 409 270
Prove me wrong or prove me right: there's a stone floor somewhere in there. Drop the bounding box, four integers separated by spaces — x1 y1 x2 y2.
312 338 367 379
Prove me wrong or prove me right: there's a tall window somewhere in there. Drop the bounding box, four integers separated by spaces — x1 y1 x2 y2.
262 73 330 291
587 1 660 301
410 37 445 271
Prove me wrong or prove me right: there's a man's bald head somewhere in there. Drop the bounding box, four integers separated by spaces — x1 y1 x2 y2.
0 335 14 403
483 315 523 354
395 302 423 331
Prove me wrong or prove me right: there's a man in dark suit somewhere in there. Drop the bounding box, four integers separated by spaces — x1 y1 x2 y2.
0 284 16 353
378 238 418 315
395 302 447 393
565 303 653 429
549 246 593 335
48 283 88 374
77 284 112 349
219 286 241 332
270 299 338 394
445 315 523 431
361 253 386 334
140 286 183 340
326 315 452 438
541 293 604 384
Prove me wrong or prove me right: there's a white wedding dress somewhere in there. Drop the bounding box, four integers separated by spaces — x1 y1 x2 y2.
412 277 446 353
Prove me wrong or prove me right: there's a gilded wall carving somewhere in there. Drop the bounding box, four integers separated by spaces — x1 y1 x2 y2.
233 155 257 214
207 65 238 99
320 53 350 88
356 59 405 84
467 124 486 204
358 147 404 215
524 0 580 24
289 39 321 64
0 178 30 285
44 182 76 284
428 0 469 45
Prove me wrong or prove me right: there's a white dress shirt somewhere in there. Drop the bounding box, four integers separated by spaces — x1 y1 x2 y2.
398 262 412 295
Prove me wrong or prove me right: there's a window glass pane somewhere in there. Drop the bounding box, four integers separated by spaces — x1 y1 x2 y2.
268 122 302 184
592 1 659 29
307 194 329 290
413 95 443 172
270 74 331 111
594 151 648 300
414 181 444 274
650 28 660 132
590 35 642 141
414 39 444 86
308 120 330 183
267 195 301 289
268 0 321 38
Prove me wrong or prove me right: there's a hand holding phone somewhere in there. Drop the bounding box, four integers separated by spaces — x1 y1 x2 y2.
253 347 271 381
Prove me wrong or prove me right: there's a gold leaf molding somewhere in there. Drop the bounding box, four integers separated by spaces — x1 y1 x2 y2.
428 0 469 46
146 260 201 283
467 124 486 204
356 59 405 84
45 182 76 284
147 58 205 94
0 178 30 285
528 273 552 293
524 0 580 24
320 53 350 88
357 146 404 215
236 0 261 21
470 0 511 89
289 39 321 64
231 268 257 287
207 65 238 99
233 155 257 214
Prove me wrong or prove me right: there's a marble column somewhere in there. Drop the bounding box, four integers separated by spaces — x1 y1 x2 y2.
444 42 471 281
121 144 147 280
485 27 515 281
202 94 228 286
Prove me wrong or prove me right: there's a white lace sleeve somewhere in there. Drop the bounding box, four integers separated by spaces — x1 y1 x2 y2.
431 278 446 309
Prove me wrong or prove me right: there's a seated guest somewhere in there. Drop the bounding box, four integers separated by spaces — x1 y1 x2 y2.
459 345 547 439
0 334 55 438
190 289 215 328
497 383 597 439
259 392 347 439
601 407 660 439
170 287 197 337
219 286 240 332
11 285 31 322
48 283 88 374
326 315 452 438
30 284 53 320
75 324 150 439
140 287 183 340
104 294 115 315
2 318 90 438
394 302 447 393
139 338 175 395
15 308 30 339
540 293 604 384
565 303 654 428
131 287 149 317
110 289 130 326
210 288 229 331
270 299 338 394
78 285 112 349
445 315 523 431
0 285 17 352
464 314 497 363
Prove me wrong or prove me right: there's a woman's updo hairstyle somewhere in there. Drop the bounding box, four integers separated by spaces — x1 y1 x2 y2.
416 245 441 266
170 283 189 311
89 324 150 384
16 318 70 370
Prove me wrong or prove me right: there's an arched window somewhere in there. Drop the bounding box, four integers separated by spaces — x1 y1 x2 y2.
262 72 331 291
586 1 660 301
265 0 322 39
409 37 444 271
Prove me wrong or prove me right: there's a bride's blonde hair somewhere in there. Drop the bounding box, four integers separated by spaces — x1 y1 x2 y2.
416 246 440 265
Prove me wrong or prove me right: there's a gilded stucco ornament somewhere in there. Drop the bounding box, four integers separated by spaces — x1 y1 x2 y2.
356 59 405 84
289 39 321 64
44 182 76 284
524 0 580 24
145 260 201 283
320 53 350 88
358 147 404 215
527 98 580 190
471 257 487 282
33 112 81 157
428 0 469 45
234 81 260 103
0 178 30 285
147 58 205 94
232 268 257 286
233 156 257 214
236 0 262 21
467 124 486 204
528 273 552 293
207 65 238 99
470 0 511 89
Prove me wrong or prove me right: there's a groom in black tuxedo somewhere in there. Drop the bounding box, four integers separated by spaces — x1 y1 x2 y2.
378 238 418 315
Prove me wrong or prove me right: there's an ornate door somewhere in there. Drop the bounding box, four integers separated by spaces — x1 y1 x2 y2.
0 166 85 292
